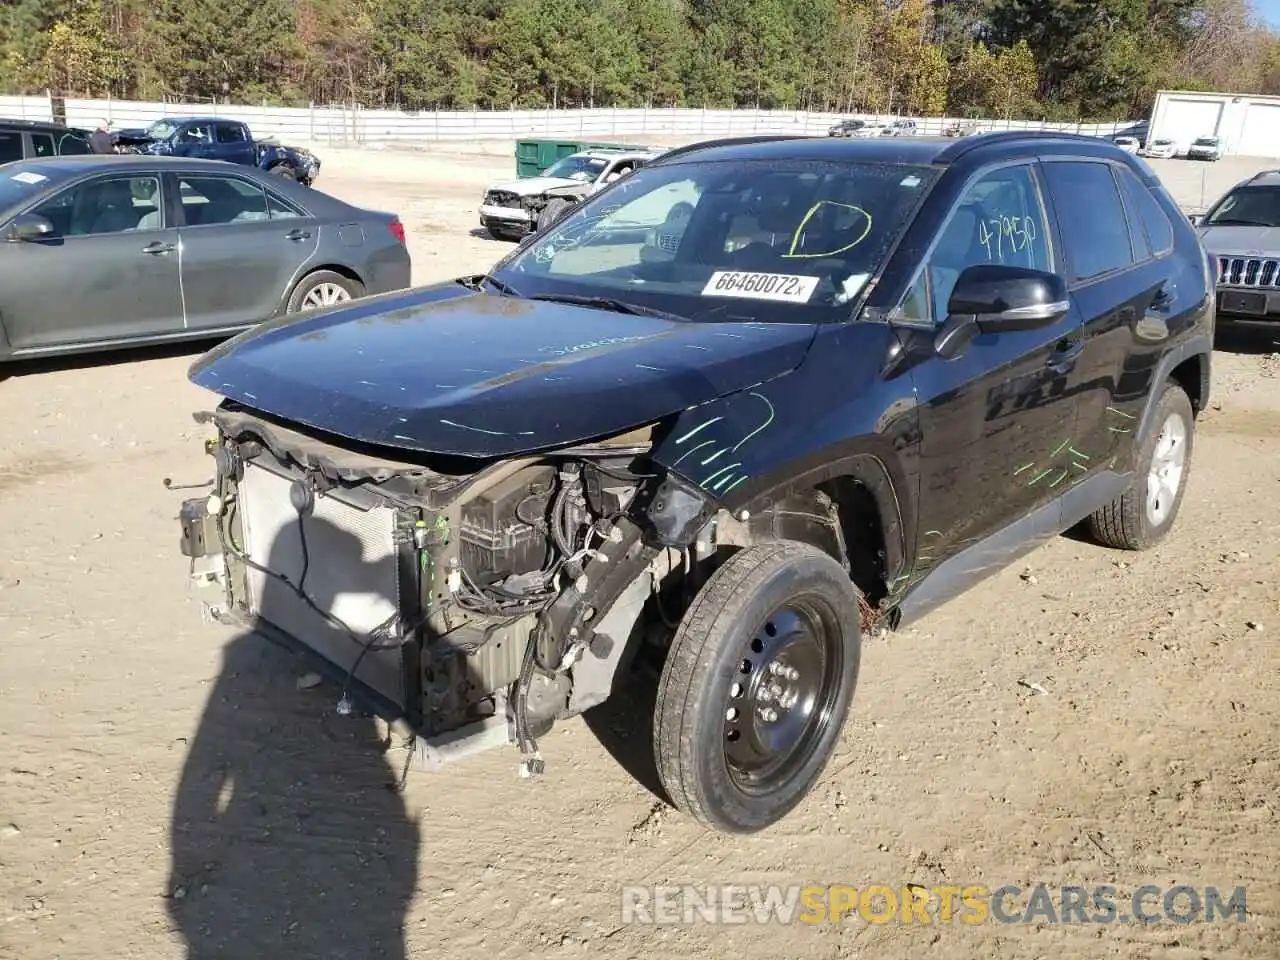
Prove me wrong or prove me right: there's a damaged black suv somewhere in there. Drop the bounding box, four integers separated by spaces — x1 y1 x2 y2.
177 131 1214 834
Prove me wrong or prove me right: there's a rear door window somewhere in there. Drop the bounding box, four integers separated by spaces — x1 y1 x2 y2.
178 174 270 225
0 131 24 164
55 131 93 155
216 123 249 143
31 134 54 158
1041 161 1135 282
1115 167 1174 256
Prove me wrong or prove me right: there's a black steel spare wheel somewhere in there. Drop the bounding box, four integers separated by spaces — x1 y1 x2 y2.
654 540 863 833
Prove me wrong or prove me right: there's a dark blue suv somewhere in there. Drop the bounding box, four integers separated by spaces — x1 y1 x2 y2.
176 131 1214 835
112 117 320 184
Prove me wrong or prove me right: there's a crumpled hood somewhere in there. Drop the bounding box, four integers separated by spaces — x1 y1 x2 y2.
188 284 818 458
1197 224 1280 257
488 175 583 197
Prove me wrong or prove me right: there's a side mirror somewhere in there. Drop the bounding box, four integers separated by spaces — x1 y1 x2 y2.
6 214 56 242
1187 213 1203 226
948 263 1069 333
934 264 1069 359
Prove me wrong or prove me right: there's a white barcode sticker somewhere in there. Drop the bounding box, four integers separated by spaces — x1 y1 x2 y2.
701 270 820 303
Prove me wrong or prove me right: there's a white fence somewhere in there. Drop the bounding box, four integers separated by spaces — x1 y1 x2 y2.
44 95 1142 146
0 94 54 122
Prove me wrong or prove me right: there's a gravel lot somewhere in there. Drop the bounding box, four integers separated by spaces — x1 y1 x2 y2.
1 143 1277 960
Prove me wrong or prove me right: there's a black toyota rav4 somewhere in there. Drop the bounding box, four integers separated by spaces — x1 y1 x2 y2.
176 131 1214 834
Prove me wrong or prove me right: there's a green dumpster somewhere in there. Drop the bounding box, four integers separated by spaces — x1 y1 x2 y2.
515 139 651 178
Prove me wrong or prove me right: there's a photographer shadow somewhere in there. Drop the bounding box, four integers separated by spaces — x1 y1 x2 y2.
168 516 420 960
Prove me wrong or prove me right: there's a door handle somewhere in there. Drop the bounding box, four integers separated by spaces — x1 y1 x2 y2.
285 229 312 241
142 241 175 255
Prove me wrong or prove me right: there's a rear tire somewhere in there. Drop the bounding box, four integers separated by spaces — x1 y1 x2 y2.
286 270 364 313
1088 380 1194 550
654 541 862 834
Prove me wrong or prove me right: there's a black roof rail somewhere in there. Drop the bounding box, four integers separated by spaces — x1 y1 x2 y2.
650 134 817 165
1247 168 1280 183
935 128 1111 163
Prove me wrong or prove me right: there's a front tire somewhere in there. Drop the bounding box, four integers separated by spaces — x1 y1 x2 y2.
1088 380 1194 550
536 198 572 232
654 541 862 834
269 164 298 181
286 270 364 313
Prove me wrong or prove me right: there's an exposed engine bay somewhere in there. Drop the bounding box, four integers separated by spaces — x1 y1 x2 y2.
178 402 874 774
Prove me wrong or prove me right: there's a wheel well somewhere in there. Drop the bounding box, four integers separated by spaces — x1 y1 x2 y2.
723 477 889 618
298 263 364 289
1169 353 1206 414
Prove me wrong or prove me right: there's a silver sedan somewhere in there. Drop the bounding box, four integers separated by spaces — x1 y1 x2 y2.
0 155 411 362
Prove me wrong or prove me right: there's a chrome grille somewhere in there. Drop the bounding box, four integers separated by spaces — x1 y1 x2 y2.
484 190 521 208
1218 256 1280 288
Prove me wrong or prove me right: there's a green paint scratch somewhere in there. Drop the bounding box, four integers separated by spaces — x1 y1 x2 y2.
1048 468 1070 487
1013 462 1036 475
1068 446 1089 460
1071 461 1087 472
711 470 744 492
1028 467 1054 485
1108 426 1132 434
1106 406 1136 420
924 529 943 537
722 475 748 494
1050 438 1071 457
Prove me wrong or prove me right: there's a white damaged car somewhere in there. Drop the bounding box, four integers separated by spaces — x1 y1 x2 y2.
479 149 662 240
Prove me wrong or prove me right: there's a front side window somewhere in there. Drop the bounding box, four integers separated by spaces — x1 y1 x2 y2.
31 175 163 236
177 175 270 225
499 158 939 322
898 163 1054 324
1041 161 1134 282
31 134 54 158
1203 184 1280 229
179 124 214 144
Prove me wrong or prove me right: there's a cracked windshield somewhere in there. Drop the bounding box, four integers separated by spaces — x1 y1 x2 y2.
504 160 938 319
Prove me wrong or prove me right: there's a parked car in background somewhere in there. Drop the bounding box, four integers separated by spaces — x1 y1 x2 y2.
0 119 95 164
175 130 1213 836
1187 135 1222 161
882 118 919 137
0 156 409 362
111 117 321 184
1113 136 1140 155
943 120 982 137
828 119 874 138
1141 137 1178 159
1192 169 1280 333
479 148 660 240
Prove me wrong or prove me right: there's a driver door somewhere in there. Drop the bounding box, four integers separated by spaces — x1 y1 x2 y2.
0 172 184 350
903 161 1086 560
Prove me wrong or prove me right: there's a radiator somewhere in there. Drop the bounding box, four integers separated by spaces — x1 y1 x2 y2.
237 459 408 710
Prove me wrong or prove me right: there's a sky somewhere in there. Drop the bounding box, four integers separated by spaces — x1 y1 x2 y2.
1258 0 1280 29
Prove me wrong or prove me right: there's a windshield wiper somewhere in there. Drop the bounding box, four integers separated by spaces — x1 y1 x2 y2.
528 293 686 321
458 273 522 297
1207 218 1274 227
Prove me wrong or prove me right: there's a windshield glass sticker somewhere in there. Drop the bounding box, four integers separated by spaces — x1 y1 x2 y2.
701 271 820 303
782 201 872 259
901 175 922 188
11 171 47 184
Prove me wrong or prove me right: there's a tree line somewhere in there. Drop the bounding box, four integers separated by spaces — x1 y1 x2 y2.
2 0 1279 121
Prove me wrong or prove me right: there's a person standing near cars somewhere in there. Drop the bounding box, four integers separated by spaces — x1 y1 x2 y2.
89 120 114 154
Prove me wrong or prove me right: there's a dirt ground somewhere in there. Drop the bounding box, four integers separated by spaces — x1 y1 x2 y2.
1 143 1278 960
